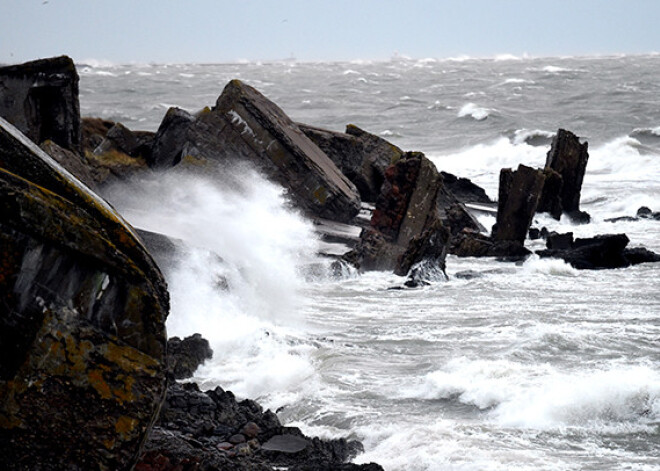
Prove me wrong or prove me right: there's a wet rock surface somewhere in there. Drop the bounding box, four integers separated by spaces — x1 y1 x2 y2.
167 334 213 380
346 152 450 275
0 118 169 470
492 164 545 245
544 128 589 215
536 233 660 269
137 381 381 471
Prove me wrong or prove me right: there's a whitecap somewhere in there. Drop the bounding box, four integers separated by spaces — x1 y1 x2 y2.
511 128 555 146
457 102 491 121
542 65 572 73
521 255 578 277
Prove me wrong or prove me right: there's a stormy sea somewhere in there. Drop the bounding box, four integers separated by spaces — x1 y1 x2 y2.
80 54 659 470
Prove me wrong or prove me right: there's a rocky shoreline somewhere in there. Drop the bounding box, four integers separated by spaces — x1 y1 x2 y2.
1 55 659 470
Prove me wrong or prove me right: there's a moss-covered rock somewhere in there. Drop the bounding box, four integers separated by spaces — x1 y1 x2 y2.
0 117 169 470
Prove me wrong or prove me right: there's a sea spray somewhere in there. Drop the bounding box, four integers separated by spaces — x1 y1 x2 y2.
102 165 322 406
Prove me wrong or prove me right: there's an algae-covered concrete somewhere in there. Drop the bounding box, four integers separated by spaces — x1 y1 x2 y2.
0 118 169 470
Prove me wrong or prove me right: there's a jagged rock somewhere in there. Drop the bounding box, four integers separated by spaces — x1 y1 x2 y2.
0 55 81 153
180 79 361 222
0 117 168 470
492 164 545 244
167 334 213 380
346 152 450 274
150 107 196 168
300 123 403 202
528 227 542 240
536 167 563 219
439 171 492 205
536 233 660 269
544 129 589 215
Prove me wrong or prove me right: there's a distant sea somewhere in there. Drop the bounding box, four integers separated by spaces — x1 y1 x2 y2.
82 54 660 471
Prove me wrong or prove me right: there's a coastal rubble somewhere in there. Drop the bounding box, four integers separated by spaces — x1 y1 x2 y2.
2 55 659 470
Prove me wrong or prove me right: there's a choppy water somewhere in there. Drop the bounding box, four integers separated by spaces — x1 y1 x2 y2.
85 55 660 470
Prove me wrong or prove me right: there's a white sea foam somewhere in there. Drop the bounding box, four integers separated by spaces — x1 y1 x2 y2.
542 65 572 73
521 255 578 276
101 167 320 406
494 365 660 431
403 359 660 432
457 103 491 121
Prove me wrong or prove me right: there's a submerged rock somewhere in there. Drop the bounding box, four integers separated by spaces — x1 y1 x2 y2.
181 79 361 222
0 117 169 470
0 55 81 153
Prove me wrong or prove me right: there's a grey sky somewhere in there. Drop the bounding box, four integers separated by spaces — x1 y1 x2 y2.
1 0 658 64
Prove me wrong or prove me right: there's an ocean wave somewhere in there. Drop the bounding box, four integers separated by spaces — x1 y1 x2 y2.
510 128 555 146
458 103 491 121
494 365 660 431
403 358 660 431
100 167 320 406
631 126 660 138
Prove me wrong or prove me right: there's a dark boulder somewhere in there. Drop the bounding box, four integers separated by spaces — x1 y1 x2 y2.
535 233 660 269
543 129 589 215
150 107 196 168
300 123 403 203
346 152 450 275
439 171 492 205
637 206 660 220
0 55 81 153
492 164 545 244
623 247 660 265
0 117 169 470
546 231 574 250
444 202 486 236
181 79 361 222
167 334 213 380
